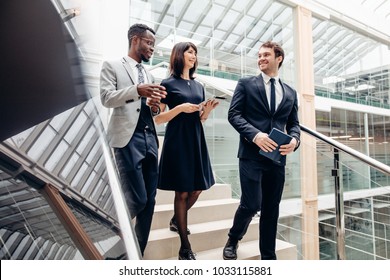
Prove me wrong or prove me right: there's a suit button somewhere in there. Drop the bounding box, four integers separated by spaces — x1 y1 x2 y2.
137 108 140 112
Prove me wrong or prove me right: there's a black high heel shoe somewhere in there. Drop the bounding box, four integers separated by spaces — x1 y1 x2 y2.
169 218 191 234
178 248 196 260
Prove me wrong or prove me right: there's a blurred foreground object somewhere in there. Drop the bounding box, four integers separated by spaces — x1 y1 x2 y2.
0 0 89 142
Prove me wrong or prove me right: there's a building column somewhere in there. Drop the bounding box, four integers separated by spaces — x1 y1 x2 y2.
293 6 320 260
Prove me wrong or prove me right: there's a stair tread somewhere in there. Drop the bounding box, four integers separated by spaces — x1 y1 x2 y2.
166 239 295 260
154 198 239 212
156 183 233 204
148 218 258 241
145 184 297 260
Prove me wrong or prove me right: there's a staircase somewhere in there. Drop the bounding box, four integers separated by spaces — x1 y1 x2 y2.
143 183 297 260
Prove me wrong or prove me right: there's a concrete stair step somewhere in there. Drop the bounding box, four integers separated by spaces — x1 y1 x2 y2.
166 239 297 260
144 183 297 260
155 183 232 205
151 198 239 230
144 218 260 259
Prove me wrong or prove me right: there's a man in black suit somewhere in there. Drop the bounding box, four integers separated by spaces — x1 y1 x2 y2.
223 41 300 260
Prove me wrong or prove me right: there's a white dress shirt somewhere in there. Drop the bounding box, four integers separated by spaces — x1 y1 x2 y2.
253 73 284 143
261 72 282 112
127 57 150 84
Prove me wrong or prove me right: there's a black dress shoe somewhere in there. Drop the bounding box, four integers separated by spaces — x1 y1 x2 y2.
178 248 196 260
223 239 238 260
169 218 191 234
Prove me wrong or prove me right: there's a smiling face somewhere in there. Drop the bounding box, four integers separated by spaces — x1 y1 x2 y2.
183 46 197 71
169 42 198 78
134 30 156 63
257 46 283 76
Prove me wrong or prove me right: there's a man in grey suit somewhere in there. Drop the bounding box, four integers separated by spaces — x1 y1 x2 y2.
223 41 300 260
100 23 166 256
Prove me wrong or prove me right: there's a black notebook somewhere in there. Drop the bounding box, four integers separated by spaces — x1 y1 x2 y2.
259 128 293 163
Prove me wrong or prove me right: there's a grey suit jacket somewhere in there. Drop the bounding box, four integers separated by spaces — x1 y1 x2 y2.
100 56 156 148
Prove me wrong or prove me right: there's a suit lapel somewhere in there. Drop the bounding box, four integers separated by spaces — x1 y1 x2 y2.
255 75 271 113
276 78 287 114
121 56 136 84
256 75 289 116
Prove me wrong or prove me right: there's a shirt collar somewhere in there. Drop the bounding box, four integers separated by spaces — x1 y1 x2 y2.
261 72 279 84
126 56 140 68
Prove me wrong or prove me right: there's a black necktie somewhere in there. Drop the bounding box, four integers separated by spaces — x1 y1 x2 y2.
136 63 144 84
270 78 275 114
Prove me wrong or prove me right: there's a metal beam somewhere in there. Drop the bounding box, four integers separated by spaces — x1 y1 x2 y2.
42 183 103 260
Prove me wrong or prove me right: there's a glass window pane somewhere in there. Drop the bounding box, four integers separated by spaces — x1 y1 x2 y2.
27 127 56 161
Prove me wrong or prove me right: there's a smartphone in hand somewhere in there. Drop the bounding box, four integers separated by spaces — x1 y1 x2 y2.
206 95 216 102
199 95 214 106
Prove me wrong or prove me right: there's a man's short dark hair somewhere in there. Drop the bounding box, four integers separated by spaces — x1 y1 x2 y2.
127 23 155 47
261 41 285 68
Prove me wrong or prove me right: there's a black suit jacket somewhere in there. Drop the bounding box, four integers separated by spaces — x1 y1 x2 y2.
228 75 300 165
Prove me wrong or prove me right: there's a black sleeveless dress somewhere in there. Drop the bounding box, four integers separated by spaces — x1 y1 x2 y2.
158 76 215 192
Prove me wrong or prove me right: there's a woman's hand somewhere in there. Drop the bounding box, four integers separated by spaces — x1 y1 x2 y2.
200 99 219 121
179 102 201 113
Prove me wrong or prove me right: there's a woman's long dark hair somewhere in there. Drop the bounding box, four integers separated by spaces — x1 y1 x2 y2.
169 42 198 79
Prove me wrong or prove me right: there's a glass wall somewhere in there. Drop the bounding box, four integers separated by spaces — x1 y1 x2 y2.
312 16 390 259
131 0 295 82
312 13 390 195
313 16 390 109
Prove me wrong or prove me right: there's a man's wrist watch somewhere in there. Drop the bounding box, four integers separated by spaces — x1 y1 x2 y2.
151 106 161 116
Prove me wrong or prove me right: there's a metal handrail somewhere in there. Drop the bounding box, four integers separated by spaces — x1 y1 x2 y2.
300 123 390 259
300 124 390 175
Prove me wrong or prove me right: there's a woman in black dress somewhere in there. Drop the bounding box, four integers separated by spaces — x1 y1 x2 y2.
154 42 218 260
